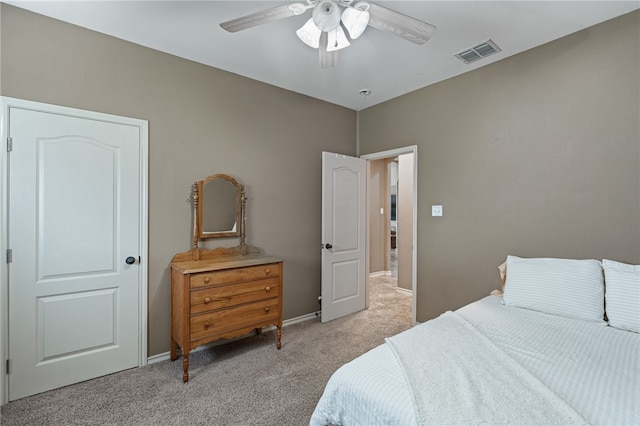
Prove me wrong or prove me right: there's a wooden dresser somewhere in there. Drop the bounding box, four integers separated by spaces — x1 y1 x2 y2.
170 253 283 382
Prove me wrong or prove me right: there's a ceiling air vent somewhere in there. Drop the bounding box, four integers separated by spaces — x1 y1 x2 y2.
455 39 501 64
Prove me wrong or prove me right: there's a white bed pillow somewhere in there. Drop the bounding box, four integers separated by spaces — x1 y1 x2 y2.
503 255 605 322
603 259 640 333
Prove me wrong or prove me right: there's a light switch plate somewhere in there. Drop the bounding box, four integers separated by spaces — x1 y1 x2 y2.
432 205 443 217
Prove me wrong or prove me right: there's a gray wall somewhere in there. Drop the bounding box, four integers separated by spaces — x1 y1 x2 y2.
359 11 640 322
397 154 413 291
2 4 639 352
368 159 388 273
0 4 357 356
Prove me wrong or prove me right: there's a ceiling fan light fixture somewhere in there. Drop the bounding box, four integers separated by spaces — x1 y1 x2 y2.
296 17 322 48
312 1 342 32
326 26 351 52
342 3 370 40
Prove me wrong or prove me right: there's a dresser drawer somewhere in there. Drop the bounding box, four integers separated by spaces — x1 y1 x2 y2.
190 263 280 289
190 298 280 341
190 277 280 314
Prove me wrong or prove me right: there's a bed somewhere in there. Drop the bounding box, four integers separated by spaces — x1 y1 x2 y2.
310 256 639 426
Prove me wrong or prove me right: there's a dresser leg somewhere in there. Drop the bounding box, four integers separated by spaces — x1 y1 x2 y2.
170 339 177 361
182 355 190 382
276 325 282 349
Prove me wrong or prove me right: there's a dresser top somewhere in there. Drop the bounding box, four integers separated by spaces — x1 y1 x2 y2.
170 254 282 274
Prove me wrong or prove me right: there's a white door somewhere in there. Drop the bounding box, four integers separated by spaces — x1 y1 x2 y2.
7 106 142 400
321 152 367 322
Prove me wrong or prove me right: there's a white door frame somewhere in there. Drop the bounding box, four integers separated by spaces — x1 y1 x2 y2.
0 97 149 405
361 146 418 325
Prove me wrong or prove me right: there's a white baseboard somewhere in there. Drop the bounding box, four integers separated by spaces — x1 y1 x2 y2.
369 270 391 277
396 287 413 296
148 311 319 365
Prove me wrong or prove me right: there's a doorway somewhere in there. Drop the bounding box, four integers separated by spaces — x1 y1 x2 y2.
362 146 417 324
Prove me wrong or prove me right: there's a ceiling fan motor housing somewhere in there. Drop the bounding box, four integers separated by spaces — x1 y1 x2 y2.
313 1 342 31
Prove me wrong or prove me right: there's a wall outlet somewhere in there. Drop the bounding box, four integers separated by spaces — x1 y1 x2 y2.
432 205 443 217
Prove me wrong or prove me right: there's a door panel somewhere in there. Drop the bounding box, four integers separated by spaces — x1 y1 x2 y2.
38 288 117 360
332 260 359 300
39 137 117 276
8 107 141 400
321 152 366 322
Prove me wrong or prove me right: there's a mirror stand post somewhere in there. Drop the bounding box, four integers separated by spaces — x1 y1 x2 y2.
191 181 201 260
240 186 247 255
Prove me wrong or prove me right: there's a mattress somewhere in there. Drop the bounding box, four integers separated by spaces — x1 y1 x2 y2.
309 295 639 425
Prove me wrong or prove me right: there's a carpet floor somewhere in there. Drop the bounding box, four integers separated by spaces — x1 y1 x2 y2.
1 275 411 426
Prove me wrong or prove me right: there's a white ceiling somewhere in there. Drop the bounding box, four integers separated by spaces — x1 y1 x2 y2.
5 1 639 110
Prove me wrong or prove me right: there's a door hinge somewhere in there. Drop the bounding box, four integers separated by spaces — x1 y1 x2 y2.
6 249 12 264
6 137 12 152
6 359 10 375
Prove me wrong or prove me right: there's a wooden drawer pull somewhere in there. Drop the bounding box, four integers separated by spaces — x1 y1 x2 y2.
204 297 211 304
265 286 271 292
264 268 271 275
204 321 211 328
264 307 270 313
203 277 211 284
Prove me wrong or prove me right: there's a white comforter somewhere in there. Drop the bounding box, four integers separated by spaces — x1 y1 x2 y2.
309 296 639 426
386 311 586 425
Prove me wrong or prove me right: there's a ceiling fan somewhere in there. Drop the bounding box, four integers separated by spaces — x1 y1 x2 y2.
220 1 436 68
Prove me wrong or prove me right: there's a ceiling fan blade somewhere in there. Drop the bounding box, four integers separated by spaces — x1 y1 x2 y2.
220 3 303 33
365 2 436 45
318 32 339 69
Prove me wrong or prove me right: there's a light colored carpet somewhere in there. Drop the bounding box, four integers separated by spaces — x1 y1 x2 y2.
1 275 411 426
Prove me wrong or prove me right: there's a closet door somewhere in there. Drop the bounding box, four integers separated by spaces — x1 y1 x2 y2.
7 104 144 400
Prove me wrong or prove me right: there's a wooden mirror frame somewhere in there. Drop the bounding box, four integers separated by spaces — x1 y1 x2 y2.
196 174 243 240
192 174 246 251
173 174 259 263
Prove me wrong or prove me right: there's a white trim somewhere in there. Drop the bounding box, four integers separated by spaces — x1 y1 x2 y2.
0 97 149 405
138 113 149 370
280 311 319 326
361 146 418 325
0 102 7 407
147 312 319 365
395 287 413 296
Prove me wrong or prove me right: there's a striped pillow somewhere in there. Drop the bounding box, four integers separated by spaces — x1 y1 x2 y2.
603 259 640 333
503 256 605 322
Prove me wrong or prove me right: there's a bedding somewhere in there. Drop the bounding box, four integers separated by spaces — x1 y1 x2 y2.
386 311 585 425
502 255 605 322
602 259 640 333
309 295 639 426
